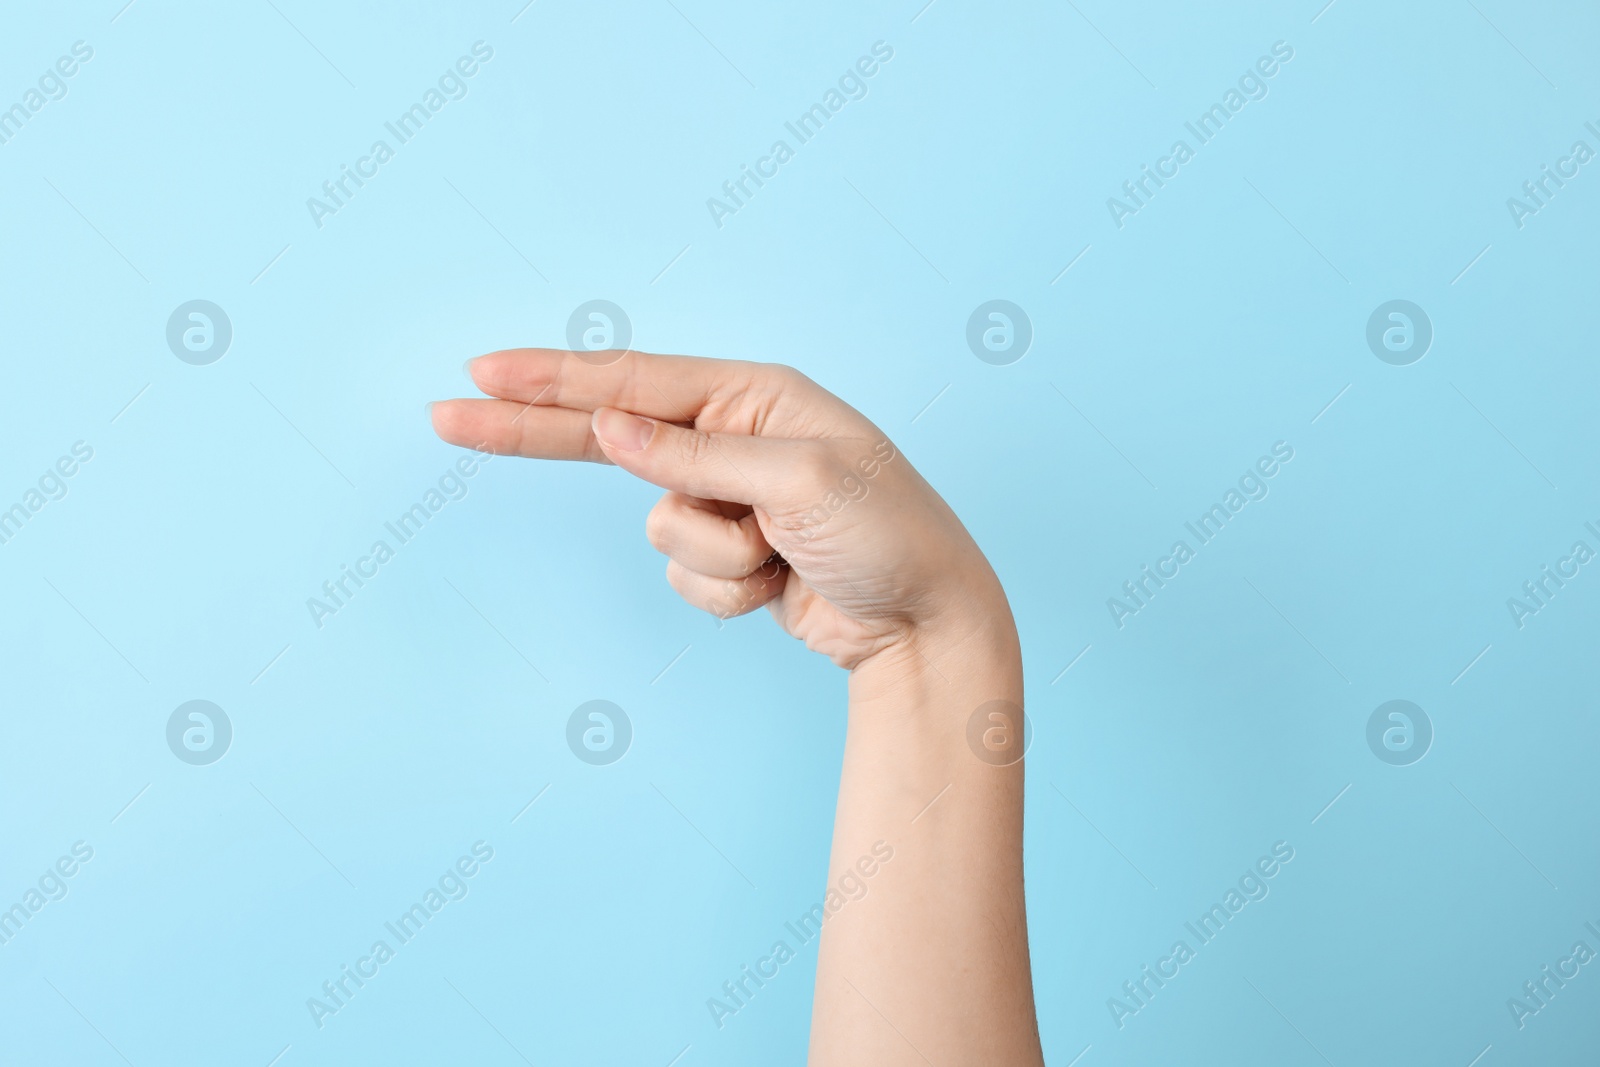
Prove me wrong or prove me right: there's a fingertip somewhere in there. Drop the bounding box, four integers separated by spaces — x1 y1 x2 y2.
592 407 655 452
429 398 468 443
467 351 503 390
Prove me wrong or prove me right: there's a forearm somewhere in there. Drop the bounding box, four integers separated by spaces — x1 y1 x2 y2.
438 350 1043 1061
808 597 1044 1066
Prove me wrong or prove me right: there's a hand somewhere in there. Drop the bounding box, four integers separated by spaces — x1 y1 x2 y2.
431 348 1011 671
435 347 1042 1065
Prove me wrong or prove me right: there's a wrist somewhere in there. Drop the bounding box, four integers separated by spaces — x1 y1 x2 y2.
850 580 1022 710
843 579 1028 800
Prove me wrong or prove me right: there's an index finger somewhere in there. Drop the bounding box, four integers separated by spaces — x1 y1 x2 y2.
468 348 774 426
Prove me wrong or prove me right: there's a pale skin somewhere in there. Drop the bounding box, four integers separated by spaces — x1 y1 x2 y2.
432 349 1044 1066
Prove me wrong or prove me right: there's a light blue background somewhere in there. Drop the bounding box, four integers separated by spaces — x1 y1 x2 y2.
2 1 1597 1064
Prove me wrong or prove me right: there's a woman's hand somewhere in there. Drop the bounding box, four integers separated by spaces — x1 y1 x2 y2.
431 347 1012 672
433 345 1043 1065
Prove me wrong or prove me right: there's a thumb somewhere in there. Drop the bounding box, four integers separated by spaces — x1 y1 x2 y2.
591 407 807 506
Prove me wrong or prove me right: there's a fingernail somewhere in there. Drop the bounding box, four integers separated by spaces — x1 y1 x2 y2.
593 408 654 452
425 401 437 419
462 358 478 381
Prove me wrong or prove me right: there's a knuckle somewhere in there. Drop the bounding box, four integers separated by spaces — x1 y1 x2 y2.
764 363 816 401
792 446 840 493
644 502 673 552
766 362 803 387
679 428 718 468
775 362 814 386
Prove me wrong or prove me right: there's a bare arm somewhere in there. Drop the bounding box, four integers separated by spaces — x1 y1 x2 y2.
810 623 1042 1065
431 349 1043 1065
